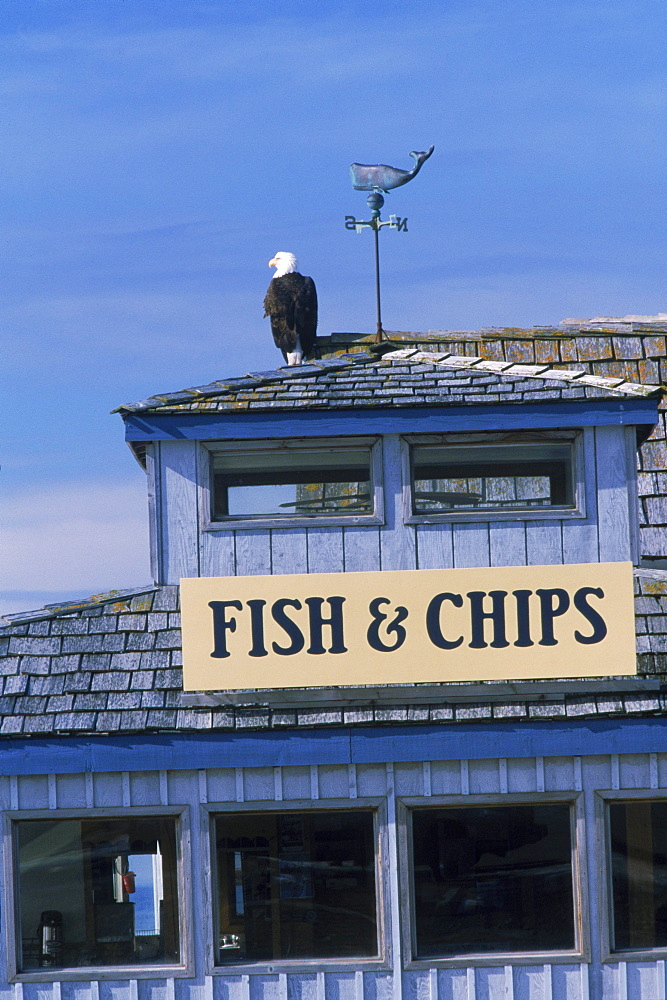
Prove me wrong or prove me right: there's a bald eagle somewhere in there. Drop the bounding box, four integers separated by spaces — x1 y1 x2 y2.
264 252 317 365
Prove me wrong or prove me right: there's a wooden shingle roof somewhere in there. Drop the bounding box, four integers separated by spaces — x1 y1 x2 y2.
1 570 666 738
115 349 662 416
2 334 664 738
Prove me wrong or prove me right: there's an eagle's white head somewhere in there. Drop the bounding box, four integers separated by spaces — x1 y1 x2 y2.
269 251 298 278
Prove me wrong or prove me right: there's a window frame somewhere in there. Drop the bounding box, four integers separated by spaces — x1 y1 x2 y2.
401 430 587 524
202 797 390 974
596 789 667 963
398 792 589 968
2 805 193 983
202 436 385 531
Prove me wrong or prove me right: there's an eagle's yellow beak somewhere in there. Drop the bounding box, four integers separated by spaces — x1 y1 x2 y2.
268 257 277 267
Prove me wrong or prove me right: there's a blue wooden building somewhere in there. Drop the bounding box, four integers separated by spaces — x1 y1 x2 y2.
2 324 667 1000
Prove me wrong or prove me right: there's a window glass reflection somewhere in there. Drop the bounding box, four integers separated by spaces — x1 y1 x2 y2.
609 801 667 951
412 443 573 513
17 817 180 969
212 449 372 519
411 804 575 957
215 810 378 963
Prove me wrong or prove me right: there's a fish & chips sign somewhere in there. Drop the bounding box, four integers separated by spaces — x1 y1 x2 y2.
181 563 636 691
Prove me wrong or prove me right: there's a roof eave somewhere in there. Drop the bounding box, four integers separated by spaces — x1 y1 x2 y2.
123 396 662 443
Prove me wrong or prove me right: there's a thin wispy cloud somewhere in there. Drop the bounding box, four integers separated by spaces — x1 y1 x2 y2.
1 0 664 609
0 482 150 598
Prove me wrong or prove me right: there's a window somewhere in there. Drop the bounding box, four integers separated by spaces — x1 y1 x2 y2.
213 808 379 965
406 433 581 521
607 799 667 952
14 815 181 972
407 801 577 960
209 438 382 526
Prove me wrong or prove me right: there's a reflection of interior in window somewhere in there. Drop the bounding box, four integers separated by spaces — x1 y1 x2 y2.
609 801 667 951
214 810 378 963
17 816 180 969
212 448 372 519
411 804 575 957
411 443 573 512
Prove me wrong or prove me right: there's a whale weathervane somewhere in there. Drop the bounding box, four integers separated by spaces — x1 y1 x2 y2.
350 145 434 193
345 144 434 343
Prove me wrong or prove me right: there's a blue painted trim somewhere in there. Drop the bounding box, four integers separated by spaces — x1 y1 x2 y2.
123 400 659 443
2 718 667 776
350 717 667 763
0 730 352 776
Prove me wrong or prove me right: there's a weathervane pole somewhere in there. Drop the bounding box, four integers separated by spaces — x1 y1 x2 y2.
345 145 434 345
374 224 382 339
369 193 384 340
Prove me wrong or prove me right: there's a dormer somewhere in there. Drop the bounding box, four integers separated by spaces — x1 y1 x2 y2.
116 346 662 586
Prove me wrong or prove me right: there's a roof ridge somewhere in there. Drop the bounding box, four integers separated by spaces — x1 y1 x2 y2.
331 324 667 339
381 349 664 398
0 585 160 626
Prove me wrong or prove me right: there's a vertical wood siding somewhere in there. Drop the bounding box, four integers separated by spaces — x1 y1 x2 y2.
145 443 161 585
157 426 635 582
159 440 200 583
4 752 667 999
343 528 381 574
595 426 633 563
415 525 454 572
378 435 416 572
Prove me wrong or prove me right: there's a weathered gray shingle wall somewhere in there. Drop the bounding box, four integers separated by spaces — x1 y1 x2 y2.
0 587 181 736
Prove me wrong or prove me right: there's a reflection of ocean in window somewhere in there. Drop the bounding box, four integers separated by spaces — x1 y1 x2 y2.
16 816 179 970
129 849 163 936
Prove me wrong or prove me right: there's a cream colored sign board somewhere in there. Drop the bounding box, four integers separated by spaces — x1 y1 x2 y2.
180 562 636 691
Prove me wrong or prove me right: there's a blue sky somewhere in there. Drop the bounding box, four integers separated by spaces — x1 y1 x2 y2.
1 0 666 615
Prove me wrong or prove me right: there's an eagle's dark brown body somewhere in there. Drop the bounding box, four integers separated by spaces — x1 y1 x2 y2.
263 272 318 363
